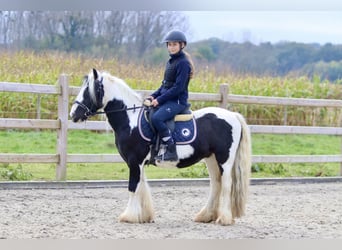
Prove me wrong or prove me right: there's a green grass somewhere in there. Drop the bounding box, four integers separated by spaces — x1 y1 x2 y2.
251 134 341 178
0 130 340 181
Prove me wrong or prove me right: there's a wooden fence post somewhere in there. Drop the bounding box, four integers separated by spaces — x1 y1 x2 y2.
56 74 69 181
340 136 342 176
36 94 41 132
219 84 229 108
340 117 342 176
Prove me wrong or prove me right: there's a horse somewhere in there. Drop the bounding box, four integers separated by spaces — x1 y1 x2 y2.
70 68 252 226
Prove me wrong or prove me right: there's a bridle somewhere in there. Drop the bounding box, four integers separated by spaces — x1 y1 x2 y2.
73 100 95 118
74 100 144 118
74 75 145 118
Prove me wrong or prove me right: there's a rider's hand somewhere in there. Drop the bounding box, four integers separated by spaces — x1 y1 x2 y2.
151 99 159 107
143 96 154 106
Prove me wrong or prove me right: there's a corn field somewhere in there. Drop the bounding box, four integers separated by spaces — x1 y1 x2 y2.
0 50 341 126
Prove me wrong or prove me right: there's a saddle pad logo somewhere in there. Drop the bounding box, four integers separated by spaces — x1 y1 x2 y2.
181 128 191 137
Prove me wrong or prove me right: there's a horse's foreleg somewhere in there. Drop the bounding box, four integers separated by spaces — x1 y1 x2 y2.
119 164 155 223
118 183 154 223
194 154 221 223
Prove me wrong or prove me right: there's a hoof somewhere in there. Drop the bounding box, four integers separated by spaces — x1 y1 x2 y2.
194 208 216 223
118 213 136 223
118 212 154 224
215 214 235 226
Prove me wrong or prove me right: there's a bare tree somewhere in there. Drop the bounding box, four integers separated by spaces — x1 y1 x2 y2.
123 11 188 57
0 11 11 46
104 11 128 47
0 11 189 57
0 11 22 48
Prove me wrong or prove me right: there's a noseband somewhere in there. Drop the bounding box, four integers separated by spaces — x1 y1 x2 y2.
74 100 95 118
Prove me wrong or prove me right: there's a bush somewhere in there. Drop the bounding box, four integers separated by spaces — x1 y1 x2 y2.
0 163 33 181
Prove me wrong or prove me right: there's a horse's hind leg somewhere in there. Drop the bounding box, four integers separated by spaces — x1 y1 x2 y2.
194 154 221 223
215 158 235 226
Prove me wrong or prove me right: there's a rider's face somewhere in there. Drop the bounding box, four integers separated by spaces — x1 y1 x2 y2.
167 42 183 54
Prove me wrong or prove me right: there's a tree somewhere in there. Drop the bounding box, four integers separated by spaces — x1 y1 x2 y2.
276 43 316 75
124 11 188 57
57 11 95 51
0 11 188 58
318 43 342 62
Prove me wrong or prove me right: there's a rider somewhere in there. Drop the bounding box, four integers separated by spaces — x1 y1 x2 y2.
147 30 194 162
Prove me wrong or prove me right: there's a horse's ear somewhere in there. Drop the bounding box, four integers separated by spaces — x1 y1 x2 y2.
93 68 98 80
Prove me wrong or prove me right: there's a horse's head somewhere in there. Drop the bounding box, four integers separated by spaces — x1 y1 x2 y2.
70 68 105 122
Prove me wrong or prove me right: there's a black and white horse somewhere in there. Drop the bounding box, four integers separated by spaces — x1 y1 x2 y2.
70 69 252 226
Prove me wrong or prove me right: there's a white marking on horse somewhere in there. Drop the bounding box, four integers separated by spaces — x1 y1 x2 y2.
69 80 87 120
177 145 195 159
101 73 142 130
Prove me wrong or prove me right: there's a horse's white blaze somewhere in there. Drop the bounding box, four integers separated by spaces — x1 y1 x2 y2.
69 84 87 119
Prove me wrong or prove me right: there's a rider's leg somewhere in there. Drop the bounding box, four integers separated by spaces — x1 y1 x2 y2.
155 128 178 161
151 101 185 161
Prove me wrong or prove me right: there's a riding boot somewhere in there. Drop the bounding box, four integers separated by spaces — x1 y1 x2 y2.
155 139 178 162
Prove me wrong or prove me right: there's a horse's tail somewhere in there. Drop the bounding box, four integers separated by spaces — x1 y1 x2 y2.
231 112 252 218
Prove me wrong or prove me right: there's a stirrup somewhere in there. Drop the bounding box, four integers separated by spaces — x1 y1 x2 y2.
155 148 178 162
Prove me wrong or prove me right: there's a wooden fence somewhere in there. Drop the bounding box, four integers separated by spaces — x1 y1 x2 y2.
0 75 342 180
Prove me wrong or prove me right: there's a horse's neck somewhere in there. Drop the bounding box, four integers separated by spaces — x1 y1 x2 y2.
103 75 142 134
103 75 142 108
104 99 140 135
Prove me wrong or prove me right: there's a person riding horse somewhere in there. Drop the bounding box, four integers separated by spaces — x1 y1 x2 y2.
146 30 195 162
70 68 251 225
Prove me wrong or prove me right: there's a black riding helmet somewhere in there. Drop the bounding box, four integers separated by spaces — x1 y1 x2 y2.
163 30 187 46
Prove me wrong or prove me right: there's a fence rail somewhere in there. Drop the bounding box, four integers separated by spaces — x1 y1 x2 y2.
1 77 342 180
1 154 341 164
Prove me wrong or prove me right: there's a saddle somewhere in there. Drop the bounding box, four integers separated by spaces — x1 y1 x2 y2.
146 105 192 131
138 100 197 165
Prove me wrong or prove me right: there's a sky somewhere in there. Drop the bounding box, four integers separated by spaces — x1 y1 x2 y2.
1 1 342 45
183 11 342 45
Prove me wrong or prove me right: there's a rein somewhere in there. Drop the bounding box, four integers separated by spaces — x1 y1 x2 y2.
74 100 144 118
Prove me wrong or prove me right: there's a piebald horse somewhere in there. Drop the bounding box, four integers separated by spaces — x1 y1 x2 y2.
70 69 252 226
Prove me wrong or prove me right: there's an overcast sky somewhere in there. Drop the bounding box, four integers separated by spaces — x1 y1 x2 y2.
184 11 342 45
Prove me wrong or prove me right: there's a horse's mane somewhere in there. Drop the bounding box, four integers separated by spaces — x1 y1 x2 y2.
88 70 142 107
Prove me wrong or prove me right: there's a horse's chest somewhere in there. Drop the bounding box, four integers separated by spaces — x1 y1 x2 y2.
116 129 146 152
